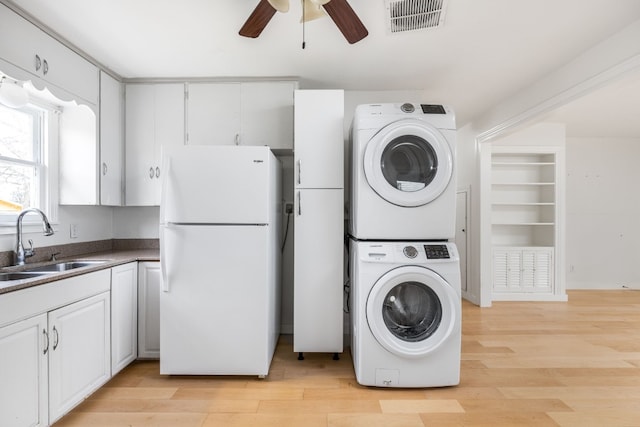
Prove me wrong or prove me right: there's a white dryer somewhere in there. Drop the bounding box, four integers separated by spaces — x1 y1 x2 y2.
349 103 456 240
349 239 461 388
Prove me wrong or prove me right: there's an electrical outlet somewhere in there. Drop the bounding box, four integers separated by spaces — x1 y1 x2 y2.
285 203 293 214
70 223 79 239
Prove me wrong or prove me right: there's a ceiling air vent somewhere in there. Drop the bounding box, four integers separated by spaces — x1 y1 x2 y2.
384 0 449 34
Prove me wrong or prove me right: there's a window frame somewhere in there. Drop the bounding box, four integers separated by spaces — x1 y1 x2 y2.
0 99 59 232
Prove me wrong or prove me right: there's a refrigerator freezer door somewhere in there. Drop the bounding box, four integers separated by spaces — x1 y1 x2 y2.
161 145 275 224
160 224 278 375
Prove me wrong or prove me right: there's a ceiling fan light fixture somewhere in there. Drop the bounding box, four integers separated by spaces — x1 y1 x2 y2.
267 0 290 12
301 0 326 22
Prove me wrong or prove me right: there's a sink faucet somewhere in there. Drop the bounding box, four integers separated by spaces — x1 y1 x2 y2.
15 208 55 265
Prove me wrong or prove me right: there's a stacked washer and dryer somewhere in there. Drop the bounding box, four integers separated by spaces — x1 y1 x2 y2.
348 103 462 388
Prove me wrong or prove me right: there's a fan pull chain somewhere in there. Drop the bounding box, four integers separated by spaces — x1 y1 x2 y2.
302 0 306 49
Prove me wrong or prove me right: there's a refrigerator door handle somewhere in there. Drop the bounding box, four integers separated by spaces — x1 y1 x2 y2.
160 224 170 292
297 160 301 185
159 157 172 224
297 191 302 216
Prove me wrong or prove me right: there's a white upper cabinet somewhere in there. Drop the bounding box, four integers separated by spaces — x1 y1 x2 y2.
0 3 99 105
125 83 185 206
186 81 296 150
294 90 345 189
99 71 124 206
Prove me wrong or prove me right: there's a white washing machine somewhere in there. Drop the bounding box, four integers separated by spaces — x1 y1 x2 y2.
349 103 456 240
349 239 461 388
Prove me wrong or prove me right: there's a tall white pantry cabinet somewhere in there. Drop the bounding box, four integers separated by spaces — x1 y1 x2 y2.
293 90 344 355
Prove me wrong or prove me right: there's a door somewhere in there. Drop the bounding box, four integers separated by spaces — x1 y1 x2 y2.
186 82 240 146
161 145 272 224
366 266 459 358
111 262 138 374
138 262 161 359
363 119 452 207
100 70 123 206
160 224 270 374
293 189 344 352
455 190 468 293
48 292 111 424
294 90 344 189
241 82 295 150
0 314 48 427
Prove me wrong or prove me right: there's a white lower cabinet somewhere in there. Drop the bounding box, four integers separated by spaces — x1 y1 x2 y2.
492 247 554 298
0 313 48 427
111 262 138 375
137 262 161 358
48 292 111 424
0 269 112 427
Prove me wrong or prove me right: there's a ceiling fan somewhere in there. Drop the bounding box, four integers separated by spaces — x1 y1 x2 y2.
239 0 368 44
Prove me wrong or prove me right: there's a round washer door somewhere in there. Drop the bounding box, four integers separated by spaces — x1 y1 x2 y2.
366 265 458 358
363 119 452 207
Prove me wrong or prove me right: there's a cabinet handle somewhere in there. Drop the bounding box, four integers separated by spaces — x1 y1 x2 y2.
43 59 49 76
43 329 49 355
297 191 302 216
297 160 302 185
235 134 240 146
155 167 160 178
149 167 155 179
52 326 59 351
102 162 108 176
35 54 42 72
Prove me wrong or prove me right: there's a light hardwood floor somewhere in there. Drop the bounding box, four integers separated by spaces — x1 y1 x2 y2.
55 290 640 427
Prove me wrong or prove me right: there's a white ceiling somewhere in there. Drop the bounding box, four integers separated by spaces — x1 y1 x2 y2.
7 0 640 128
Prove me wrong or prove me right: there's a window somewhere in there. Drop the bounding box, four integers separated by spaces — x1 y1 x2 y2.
0 100 58 228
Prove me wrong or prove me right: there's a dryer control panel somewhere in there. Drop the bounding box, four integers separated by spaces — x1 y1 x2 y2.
424 244 450 259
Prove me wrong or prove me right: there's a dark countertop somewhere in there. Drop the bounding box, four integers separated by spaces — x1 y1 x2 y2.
0 249 160 295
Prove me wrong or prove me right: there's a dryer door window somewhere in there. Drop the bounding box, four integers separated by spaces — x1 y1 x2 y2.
364 119 452 207
366 266 458 358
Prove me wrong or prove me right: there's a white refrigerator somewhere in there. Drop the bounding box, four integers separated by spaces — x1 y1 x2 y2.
159 145 281 376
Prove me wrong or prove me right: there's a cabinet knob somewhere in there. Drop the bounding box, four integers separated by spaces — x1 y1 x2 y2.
235 134 240 146
155 167 160 178
43 329 49 355
35 54 42 72
43 59 49 76
149 167 155 179
102 162 108 176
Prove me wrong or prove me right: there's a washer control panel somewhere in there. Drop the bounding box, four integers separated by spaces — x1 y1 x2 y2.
360 241 457 263
424 244 450 259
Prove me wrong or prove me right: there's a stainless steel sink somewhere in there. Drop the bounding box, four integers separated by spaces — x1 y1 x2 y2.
0 272 51 282
26 260 107 273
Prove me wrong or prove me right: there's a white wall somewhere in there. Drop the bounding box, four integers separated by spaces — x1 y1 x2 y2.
566 137 640 289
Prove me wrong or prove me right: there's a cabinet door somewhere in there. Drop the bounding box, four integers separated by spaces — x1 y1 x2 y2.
522 249 553 292
125 84 184 206
48 292 111 424
0 3 98 105
293 189 344 352
138 262 161 359
125 84 156 205
294 90 344 188
0 314 48 427
111 263 138 375
186 83 240 146
100 71 124 206
241 82 295 150
493 249 523 291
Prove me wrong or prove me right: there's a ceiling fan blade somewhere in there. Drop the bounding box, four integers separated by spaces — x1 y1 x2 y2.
322 0 368 44
239 0 278 38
